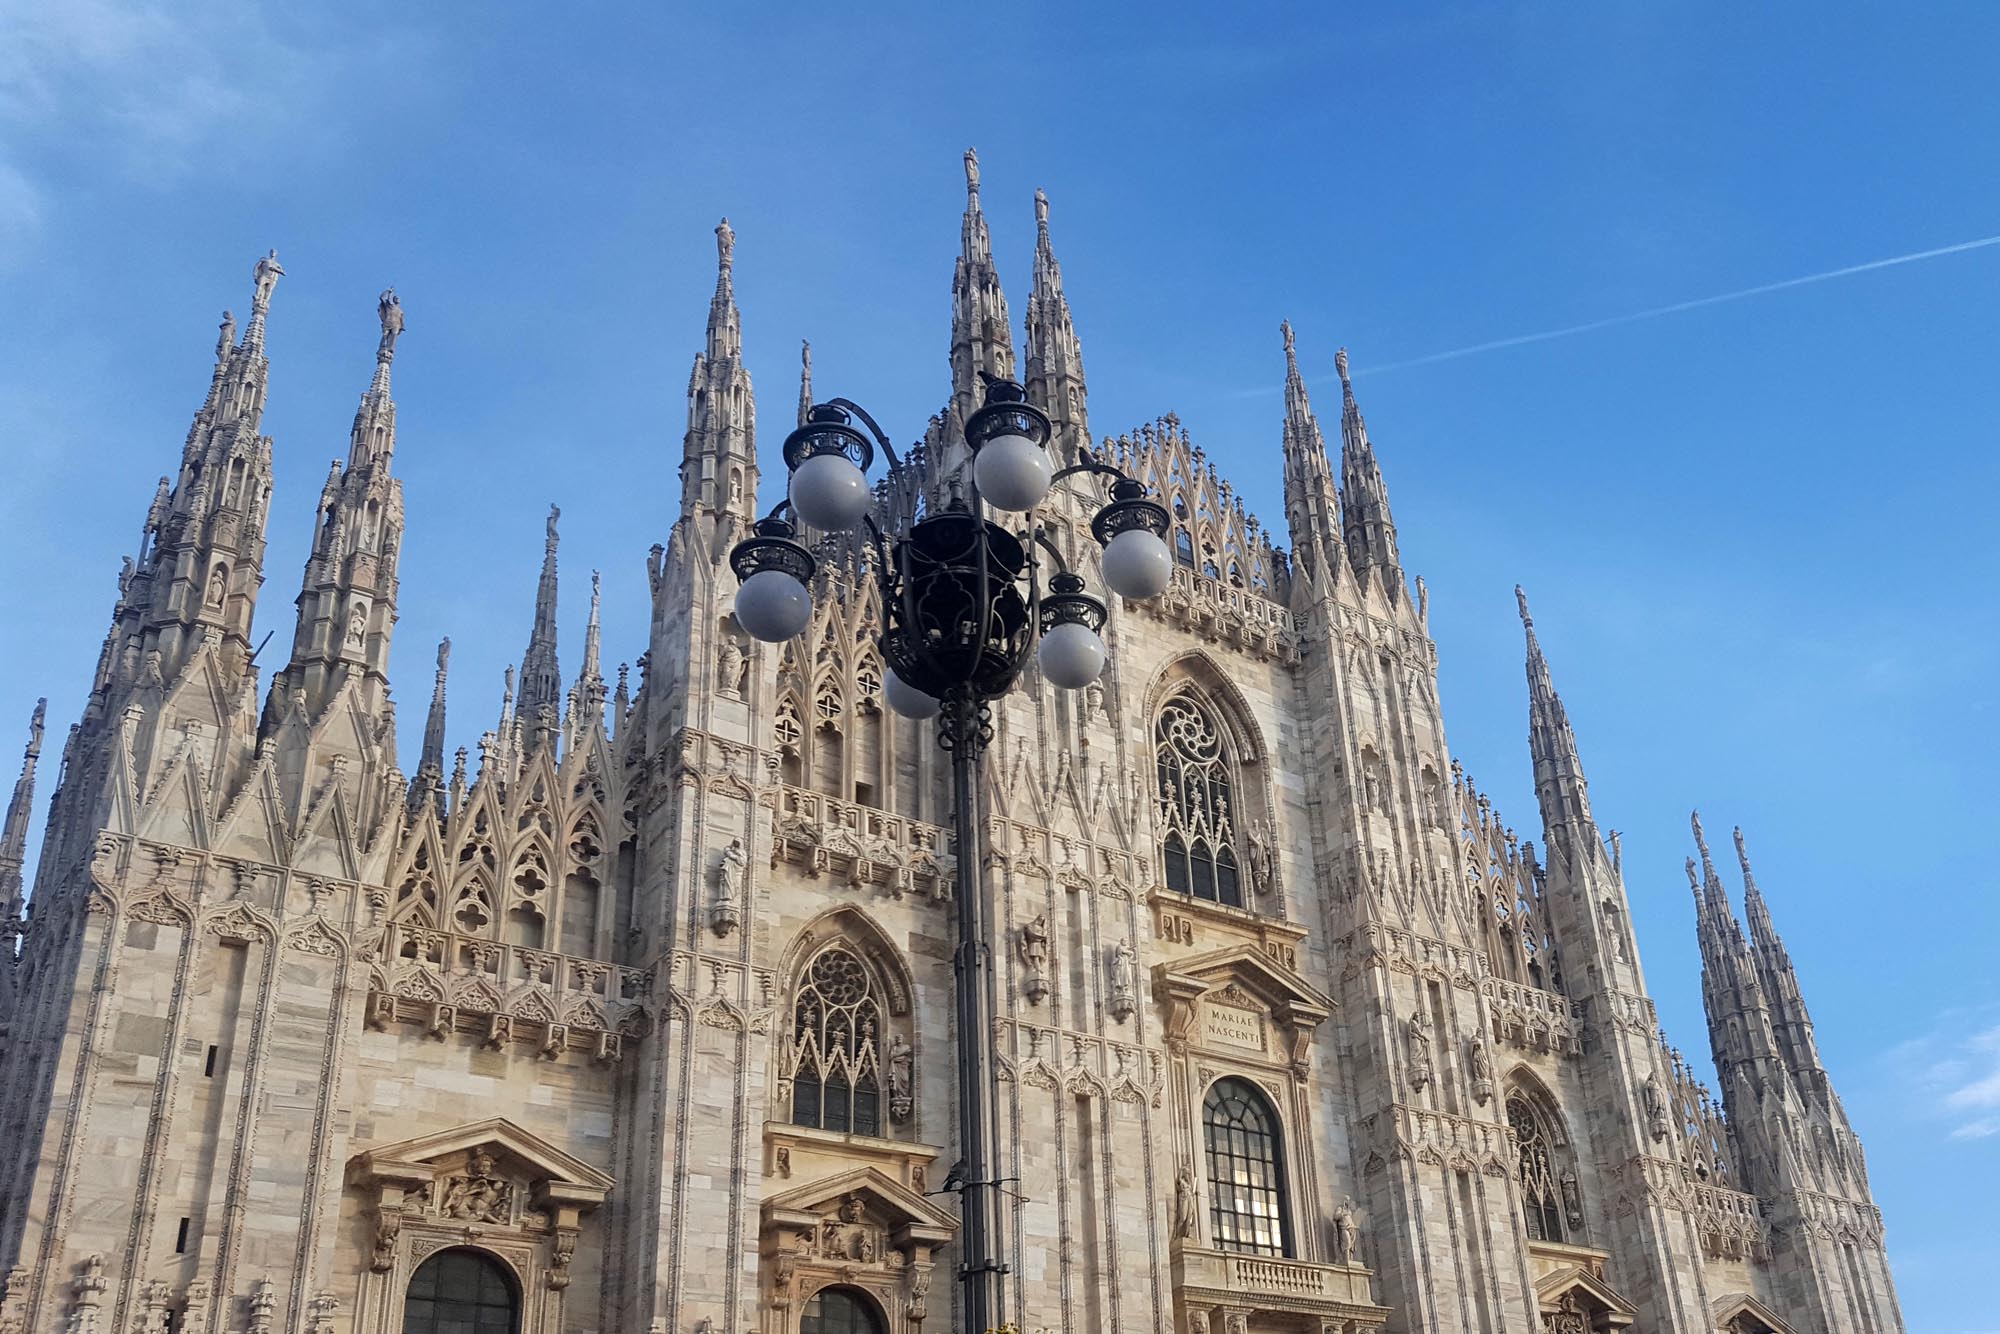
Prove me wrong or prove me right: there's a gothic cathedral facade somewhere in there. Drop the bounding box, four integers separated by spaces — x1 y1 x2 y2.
0 157 1902 1334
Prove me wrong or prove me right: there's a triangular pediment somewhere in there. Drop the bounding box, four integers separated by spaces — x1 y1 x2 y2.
1712 1292 1799 1334
1157 942 1335 1023
348 1116 611 1193
1535 1264 1638 1325
761 1164 956 1235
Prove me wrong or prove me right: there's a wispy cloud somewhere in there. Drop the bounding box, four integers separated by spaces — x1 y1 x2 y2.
1889 1009 2000 1142
0 1 383 259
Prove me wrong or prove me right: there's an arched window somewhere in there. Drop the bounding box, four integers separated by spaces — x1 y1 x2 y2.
1508 1093 1578 1243
403 1247 519 1334
801 1286 885 1334
790 946 884 1137
1202 1078 1290 1256
1156 694 1243 908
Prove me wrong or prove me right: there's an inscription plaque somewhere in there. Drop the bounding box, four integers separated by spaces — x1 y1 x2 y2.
1201 1001 1266 1052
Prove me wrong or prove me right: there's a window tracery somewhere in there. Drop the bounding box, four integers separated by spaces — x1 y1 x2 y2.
1508 1092 1579 1243
1156 693 1243 908
789 946 885 1137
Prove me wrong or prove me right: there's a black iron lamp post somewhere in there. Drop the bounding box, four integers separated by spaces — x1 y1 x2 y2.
728 378 1172 1333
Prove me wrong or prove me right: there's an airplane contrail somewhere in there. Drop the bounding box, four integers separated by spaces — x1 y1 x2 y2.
1293 232 2000 384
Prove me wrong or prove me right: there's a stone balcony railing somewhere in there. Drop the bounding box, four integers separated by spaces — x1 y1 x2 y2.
364 922 652 1061
767 786 954 897
1480 976 1582 1055
1172 1244 1388 1329
1143 567 1301 663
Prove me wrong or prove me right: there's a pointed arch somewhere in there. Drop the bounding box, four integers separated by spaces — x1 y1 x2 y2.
1143 653 1275 913
1504 1067 1584 1244
777 908 916 1141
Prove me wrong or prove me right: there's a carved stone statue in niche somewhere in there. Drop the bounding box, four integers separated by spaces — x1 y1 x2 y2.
345 604 367 649
1405 1013 1433 1091
1107 940 1137 1021
1467 1037 1494 1105
710 838 746 937
717 632 747 699
1019 913 1051 1005
438 1148 513 1224
1172 1160 1199 1240
206 566 226 608
1641 1075 1670 1141
1561 1169 1584 1228
1332 1197 1360 1265
888 1032 914 1121
1246 819 1280 898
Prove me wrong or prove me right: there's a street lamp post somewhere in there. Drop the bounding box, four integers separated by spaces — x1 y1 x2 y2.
729 379 1172 1334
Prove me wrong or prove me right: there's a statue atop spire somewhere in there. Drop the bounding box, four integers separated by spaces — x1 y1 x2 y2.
1515 583 1533 627
716 217 735 276
517 503 565 748
377 288 405 361
964 146 981 198
0 698 46 918
1034 185 1049 235
252 249 284 314
1336 346 1353 399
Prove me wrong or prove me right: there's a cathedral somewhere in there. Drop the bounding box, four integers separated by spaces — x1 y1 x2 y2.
0 153 1903 1334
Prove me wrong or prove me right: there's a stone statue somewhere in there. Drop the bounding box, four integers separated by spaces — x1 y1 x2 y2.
1247 819 1279 897
1020 912 1051 1004
1363 760 1384 812
1332 1197 1360 1265
842 1193 866 1223
346 604 367 648
1561 1169 1584 1227
206 566 226 607
1172 1160 1199 1240
1107 939 1137 1021
377 287 404 351
1642 1074 1670 1141
1405 1013 1433 1091
252 249 284 308
716 217 735 272
888 1032 913 1120
963 146 980 193
717 634 746 698
710 838 746 937
440 1148 511 1223
1468 1036 1494 1104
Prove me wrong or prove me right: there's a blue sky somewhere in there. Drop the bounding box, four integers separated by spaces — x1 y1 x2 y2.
3 3 1996 1325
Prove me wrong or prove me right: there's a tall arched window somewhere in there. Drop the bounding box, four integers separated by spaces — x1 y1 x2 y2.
790 946 884 1137
403 1248 519 1334
1203 1077 1290 1256
801 1286 886 1334
1157 694 1243 907
1508 1093 1577 1243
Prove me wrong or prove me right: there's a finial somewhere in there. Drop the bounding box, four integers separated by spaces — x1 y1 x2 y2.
1281 319 1296 354
715 218 735 275
376 288 405 361
545 504 561 555
1515 584 1532 627
1732 825 1759 889
436 637 451 674
1034 186 1049 236
1685 857 1699 891
216 311 235 357
1691 810 1716 874
1335 346 1352 392
963 147 981 198
251 249 284 314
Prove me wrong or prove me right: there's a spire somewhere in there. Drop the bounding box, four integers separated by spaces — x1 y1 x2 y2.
517 505 563 747
1335 348 1406 601
0 699 46 919
419 638 451 780
568 570 607 741
679 221 758 545
263 286 408 734
91 250 285 714
708 218 741 361
1517 587 1595 848
798 339 813 428
1734 826 1827 1084
949 148 1016 425
1023 186 1088 462
1279 321 1342 581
